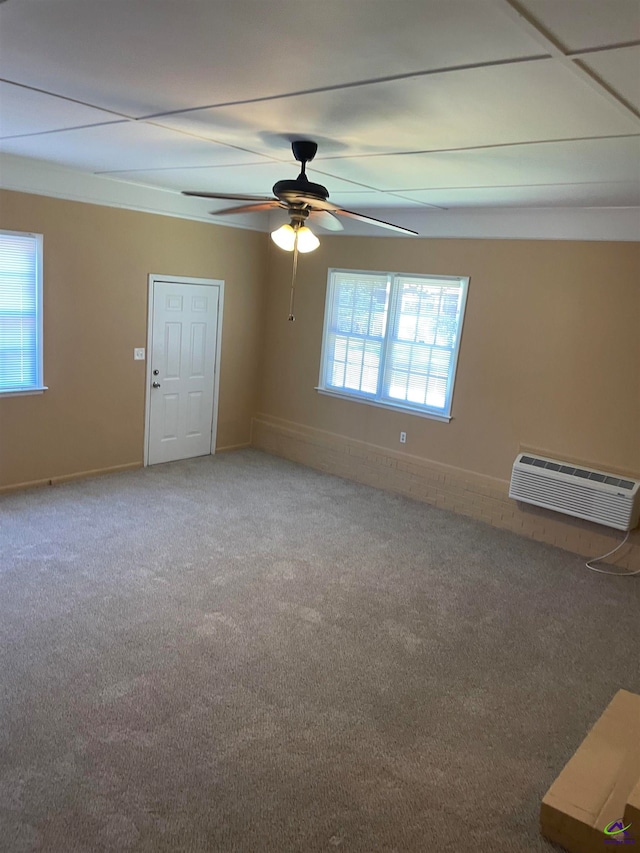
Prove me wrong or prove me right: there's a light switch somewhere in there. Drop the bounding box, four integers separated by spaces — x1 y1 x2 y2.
134 348 145 361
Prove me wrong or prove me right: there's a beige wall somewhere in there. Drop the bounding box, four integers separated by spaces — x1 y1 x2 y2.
259 236 640 482
0 190 269 490
1 188 638 562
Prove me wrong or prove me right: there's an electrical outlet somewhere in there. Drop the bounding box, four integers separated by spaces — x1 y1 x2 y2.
134 348 145 361
400 431 407 444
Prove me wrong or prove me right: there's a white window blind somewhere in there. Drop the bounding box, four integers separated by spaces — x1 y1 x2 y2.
319 269 468 420
322 271 390 397
0 231 44 393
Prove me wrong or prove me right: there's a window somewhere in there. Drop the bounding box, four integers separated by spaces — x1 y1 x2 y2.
319 268 469 421
0 230 45 395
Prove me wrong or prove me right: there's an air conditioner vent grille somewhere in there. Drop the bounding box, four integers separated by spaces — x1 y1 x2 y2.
519 455 635 490
509 454 640 531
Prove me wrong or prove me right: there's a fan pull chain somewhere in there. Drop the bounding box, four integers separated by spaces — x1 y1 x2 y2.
288 237 300 322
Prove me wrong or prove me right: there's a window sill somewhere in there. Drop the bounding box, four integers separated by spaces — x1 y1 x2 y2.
0 386 48 398
315 387 452 422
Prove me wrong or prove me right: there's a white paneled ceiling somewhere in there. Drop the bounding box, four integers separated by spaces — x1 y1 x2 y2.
582 46 640 111
0 82 123 138
0 0 638 236
0 122 268 174
519 0 640 49
150 61 637 152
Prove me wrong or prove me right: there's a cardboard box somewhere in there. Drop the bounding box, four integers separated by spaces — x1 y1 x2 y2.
625 778 640 842
540 689 640 853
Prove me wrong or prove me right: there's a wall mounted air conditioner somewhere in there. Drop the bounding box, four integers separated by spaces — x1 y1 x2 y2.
509 453 640 531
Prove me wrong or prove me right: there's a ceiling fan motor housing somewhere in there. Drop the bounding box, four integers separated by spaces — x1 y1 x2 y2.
272 179 330 202
273 140 328 202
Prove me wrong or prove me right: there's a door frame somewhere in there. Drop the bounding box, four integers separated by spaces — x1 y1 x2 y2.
144 274 225 467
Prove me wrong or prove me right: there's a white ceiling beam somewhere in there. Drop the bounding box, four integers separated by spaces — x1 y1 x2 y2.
490 0 640 124
566 40 640 58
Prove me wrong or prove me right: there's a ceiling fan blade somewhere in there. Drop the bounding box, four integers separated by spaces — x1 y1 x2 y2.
212 201 281 215
310 210 344 231
334 207 419 235
285 196 416 234
183 191 275 202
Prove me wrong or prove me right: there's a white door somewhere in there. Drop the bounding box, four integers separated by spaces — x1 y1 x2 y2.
147 278 222 465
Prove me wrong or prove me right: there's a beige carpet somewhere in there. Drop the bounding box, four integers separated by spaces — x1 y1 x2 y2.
1 449 637 852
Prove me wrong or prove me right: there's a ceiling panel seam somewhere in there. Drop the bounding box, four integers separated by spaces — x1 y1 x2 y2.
491 0 640 123
567 40 640 57
86 133 640 176
310 134 640 162
136 54 552 121
0 77 134 119
385 179 636 192
140 120 293 165
0 120 130 141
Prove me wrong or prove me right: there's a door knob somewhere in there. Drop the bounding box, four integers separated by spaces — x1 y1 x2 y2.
153 369 160 375
152 381 161 388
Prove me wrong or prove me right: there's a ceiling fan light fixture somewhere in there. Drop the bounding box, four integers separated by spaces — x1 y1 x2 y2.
270 222 320 253
295 226 320 253
270 223 297 251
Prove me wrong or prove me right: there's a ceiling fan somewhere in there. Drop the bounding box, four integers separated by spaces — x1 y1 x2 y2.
182 139 419 240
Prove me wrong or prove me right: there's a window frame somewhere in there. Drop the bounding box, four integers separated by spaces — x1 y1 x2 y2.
0 229 46 397
317 268 469 422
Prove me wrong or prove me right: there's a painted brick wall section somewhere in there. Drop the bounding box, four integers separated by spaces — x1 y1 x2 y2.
252 415 640 572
